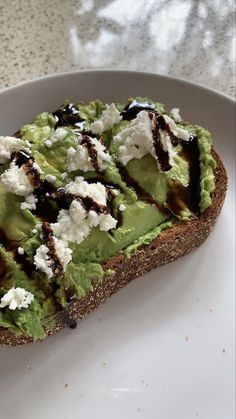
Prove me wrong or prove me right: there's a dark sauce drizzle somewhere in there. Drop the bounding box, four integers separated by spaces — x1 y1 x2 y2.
84 178 121 228
41 222 64 277
182 137 201 214
53 103 85 129
80 134 100 172
50 188 109 214
11 150 59 223
121 100 155 120
33 182 59 223
148 112 172 172
166 136 200 215
12 150 41 188
117 163 168 215
68 319 77 329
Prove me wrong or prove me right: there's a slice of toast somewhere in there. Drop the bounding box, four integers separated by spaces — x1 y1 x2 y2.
0 148 227 346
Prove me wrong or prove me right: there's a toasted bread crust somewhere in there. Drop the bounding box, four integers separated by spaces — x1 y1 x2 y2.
0 148 228 346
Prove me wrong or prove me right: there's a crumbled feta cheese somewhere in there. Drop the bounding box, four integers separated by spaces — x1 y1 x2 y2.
33 161 43 175
32 229 37 234
90 104 122 134
170 108 181 123
64 177 106 205
34 238 72 278
52 204 90 244
45 174 57 183
54 237 72 270
67 145 89 172
113 110 155 166
34 244 54 278
45 140 52 148
0 287 34 310
61 172 68 180
45 127 68 148
69 199 87 224
119 204 126 211
99 213 117 231
0 136 27 164
162 114 190 141
52 177 117 244
159 127 175 162
52 127 68 142
0 161 34 196
17 247 25 255
21 194 38 210
52 204 116 243
114 111 191 168
67 135 111 172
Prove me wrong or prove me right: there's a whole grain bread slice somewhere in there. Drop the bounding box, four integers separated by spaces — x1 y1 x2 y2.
0 148 227 346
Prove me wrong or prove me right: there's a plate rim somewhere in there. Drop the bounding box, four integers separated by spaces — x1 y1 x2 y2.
0 69 235 104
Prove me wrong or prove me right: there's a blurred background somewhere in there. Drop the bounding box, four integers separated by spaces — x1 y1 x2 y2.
0 0 235 96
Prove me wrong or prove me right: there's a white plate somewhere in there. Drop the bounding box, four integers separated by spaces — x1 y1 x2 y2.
0 71 235 419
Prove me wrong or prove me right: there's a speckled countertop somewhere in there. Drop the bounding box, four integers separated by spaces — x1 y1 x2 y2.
0 0 235 97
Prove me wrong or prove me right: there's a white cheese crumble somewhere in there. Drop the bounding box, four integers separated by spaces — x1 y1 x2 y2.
45 127 68 148
0 136 27 164
114 111 191 168
52 203 89 245
170 108 182 123
67 135 111 172
61 172 68 180
21 194 38 210
54 237 73 268
34 245 54 278
34 237 72 278
162 114 190 142
33 161 43 175
17 247 25 255
52 177 117 244
64 177 107 204
113 110 156 166
45 174 57 183
0 287 34 310
119 204 126 211
90 103 122 134
0 161 34 196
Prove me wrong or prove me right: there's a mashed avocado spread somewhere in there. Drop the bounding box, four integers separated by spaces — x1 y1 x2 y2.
0 98 216 339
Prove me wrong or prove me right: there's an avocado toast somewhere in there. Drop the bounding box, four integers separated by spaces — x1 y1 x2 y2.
0 98 227 345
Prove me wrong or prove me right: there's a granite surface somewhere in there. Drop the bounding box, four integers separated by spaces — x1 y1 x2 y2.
0 0 235 97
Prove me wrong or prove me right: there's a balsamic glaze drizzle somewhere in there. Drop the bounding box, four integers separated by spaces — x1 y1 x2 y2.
53 103 85 129
121 100 155 120
148 112 172 172
12 150 41 188
118 163 168 215
80 134 100 172
165 136 200 216
42 222 64 277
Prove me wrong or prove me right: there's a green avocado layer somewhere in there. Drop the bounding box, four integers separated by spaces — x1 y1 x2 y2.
0 98 215 339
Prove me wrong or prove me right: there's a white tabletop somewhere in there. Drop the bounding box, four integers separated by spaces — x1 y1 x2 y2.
0 0 235 97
